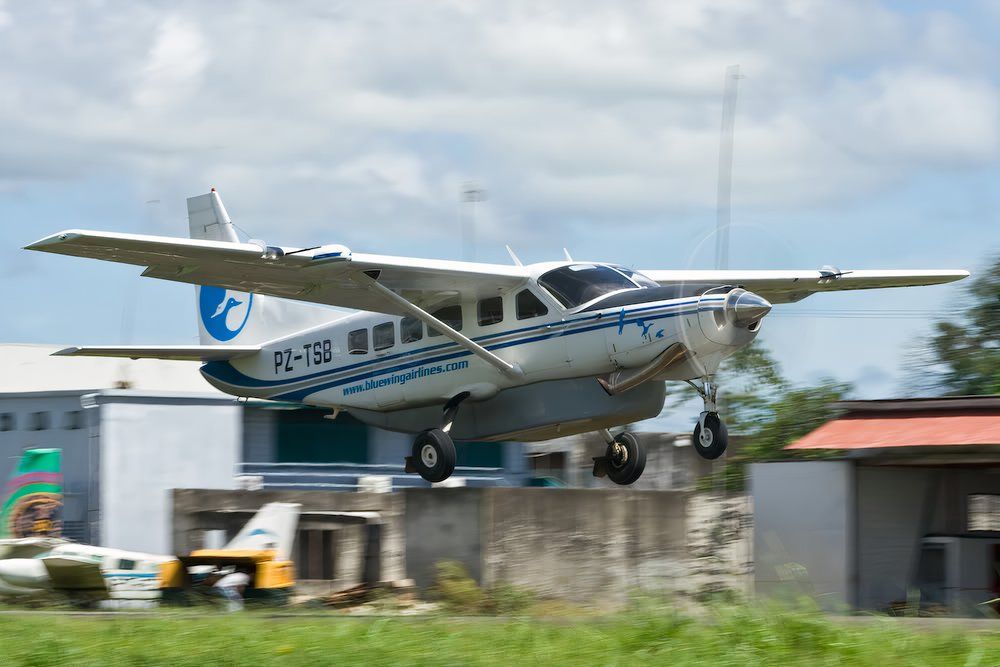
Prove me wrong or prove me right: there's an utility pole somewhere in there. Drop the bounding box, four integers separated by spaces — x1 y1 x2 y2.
715 64 741 270
461 183 486 261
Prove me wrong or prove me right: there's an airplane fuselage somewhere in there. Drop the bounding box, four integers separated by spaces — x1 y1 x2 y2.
199 268 762 440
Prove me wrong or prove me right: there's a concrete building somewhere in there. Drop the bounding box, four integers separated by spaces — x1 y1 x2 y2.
0 345 528 554
753 396 1000 615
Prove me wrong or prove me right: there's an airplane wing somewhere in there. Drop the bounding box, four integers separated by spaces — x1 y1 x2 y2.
25 230 529 316
53 345 260 361
41 555 108 597
639 269 969 304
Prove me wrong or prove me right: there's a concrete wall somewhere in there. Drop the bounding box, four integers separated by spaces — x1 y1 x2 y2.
100 397 241 553
404 488 688 605
751 461 854 609
175 487 689 604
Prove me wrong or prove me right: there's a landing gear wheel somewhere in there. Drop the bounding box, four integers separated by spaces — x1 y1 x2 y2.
606 432 646 486
410 428 456 483
693 413 728 460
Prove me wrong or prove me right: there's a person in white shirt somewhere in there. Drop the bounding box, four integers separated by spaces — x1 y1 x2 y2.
213 568 251 612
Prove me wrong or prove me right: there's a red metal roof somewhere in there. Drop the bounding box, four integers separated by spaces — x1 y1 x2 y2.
786 410 1000 450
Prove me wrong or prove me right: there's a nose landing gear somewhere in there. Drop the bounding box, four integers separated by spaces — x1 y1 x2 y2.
592 430 646 485
686 377 728 460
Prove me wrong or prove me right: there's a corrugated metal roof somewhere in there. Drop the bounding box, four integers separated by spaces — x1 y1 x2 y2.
787 411 1000 450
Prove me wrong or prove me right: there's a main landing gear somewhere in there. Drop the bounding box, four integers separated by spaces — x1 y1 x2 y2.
405 392 469 483
592 429 647 486
687 377 728 460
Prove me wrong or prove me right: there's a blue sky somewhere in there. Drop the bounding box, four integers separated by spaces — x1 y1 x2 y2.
1 1 997 428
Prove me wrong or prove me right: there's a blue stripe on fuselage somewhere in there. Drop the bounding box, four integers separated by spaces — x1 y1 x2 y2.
202 297 724 399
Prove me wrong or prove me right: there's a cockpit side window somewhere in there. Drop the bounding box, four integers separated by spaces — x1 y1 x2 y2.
516 289 548 320
538 264 639 308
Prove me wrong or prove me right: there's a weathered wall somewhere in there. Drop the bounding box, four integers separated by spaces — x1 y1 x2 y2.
405 488 688 604
176 487 690 603
403 488 483 590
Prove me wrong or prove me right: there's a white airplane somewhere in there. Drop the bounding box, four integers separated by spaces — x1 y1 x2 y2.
0 502 299 603
25 190 968 485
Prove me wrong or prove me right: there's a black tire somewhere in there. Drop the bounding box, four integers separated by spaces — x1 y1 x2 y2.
411 428 457 483
606 432 646 486
693 413 728 460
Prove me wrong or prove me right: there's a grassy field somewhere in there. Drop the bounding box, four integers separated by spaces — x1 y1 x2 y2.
1 604 999 666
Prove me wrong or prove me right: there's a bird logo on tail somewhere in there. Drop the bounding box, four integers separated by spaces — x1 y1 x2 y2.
199 286 253 341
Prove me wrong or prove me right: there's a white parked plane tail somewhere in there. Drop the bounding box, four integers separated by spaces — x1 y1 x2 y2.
221 502 301 561
188 190 338 346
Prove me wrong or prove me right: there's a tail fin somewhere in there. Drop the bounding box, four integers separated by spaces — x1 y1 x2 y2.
1 449 63 539
188 190 338 345
221 502 300 561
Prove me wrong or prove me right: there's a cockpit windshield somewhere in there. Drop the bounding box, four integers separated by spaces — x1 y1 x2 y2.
538 264 643 309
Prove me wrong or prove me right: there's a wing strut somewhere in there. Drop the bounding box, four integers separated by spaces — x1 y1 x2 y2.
354 274 524 379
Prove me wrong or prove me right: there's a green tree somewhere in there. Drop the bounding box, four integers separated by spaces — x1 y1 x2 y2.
907 255 1000 396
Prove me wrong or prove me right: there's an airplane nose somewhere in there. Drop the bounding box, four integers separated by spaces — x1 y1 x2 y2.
730 290 772 326
0 558 49 588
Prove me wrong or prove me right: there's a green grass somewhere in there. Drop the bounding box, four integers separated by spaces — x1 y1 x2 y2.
0 604 998 666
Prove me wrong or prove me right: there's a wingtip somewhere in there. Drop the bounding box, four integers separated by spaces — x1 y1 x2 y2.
52 347 82 357
24 231 81 251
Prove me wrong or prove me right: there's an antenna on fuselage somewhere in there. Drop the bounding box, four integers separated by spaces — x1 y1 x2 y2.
714 64 741 270
563 248 573 262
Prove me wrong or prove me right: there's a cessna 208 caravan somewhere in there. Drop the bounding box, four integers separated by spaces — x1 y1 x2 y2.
26 190 968 485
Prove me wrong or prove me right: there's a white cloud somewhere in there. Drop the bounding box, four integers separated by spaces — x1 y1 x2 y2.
0 1 995 242
132 15 209 109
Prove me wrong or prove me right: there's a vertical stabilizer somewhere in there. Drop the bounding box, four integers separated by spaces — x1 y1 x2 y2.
222 502 300 561
188 190 339 345
0 449 62 539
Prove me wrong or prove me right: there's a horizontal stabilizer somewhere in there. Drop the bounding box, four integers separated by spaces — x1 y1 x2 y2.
53 345 260 361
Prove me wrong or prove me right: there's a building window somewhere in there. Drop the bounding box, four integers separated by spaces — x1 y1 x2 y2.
63 410 83 430
28 412 50 431
968 494 1000 532
347 329 369 355
373 322 394 351
516 289 548 320
427 305 463 337
477 296 503 326
400 316 423 344
0 413 13 432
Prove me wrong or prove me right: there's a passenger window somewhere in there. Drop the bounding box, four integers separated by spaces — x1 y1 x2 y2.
477 296 503 326
516 290 549 320
347 329 369 354
118 559 135 571
373 322 394 351
427 305 463 337
400 316 423 344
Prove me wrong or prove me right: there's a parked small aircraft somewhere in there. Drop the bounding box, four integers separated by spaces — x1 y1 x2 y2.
0 496 299 604
26 191 968 485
